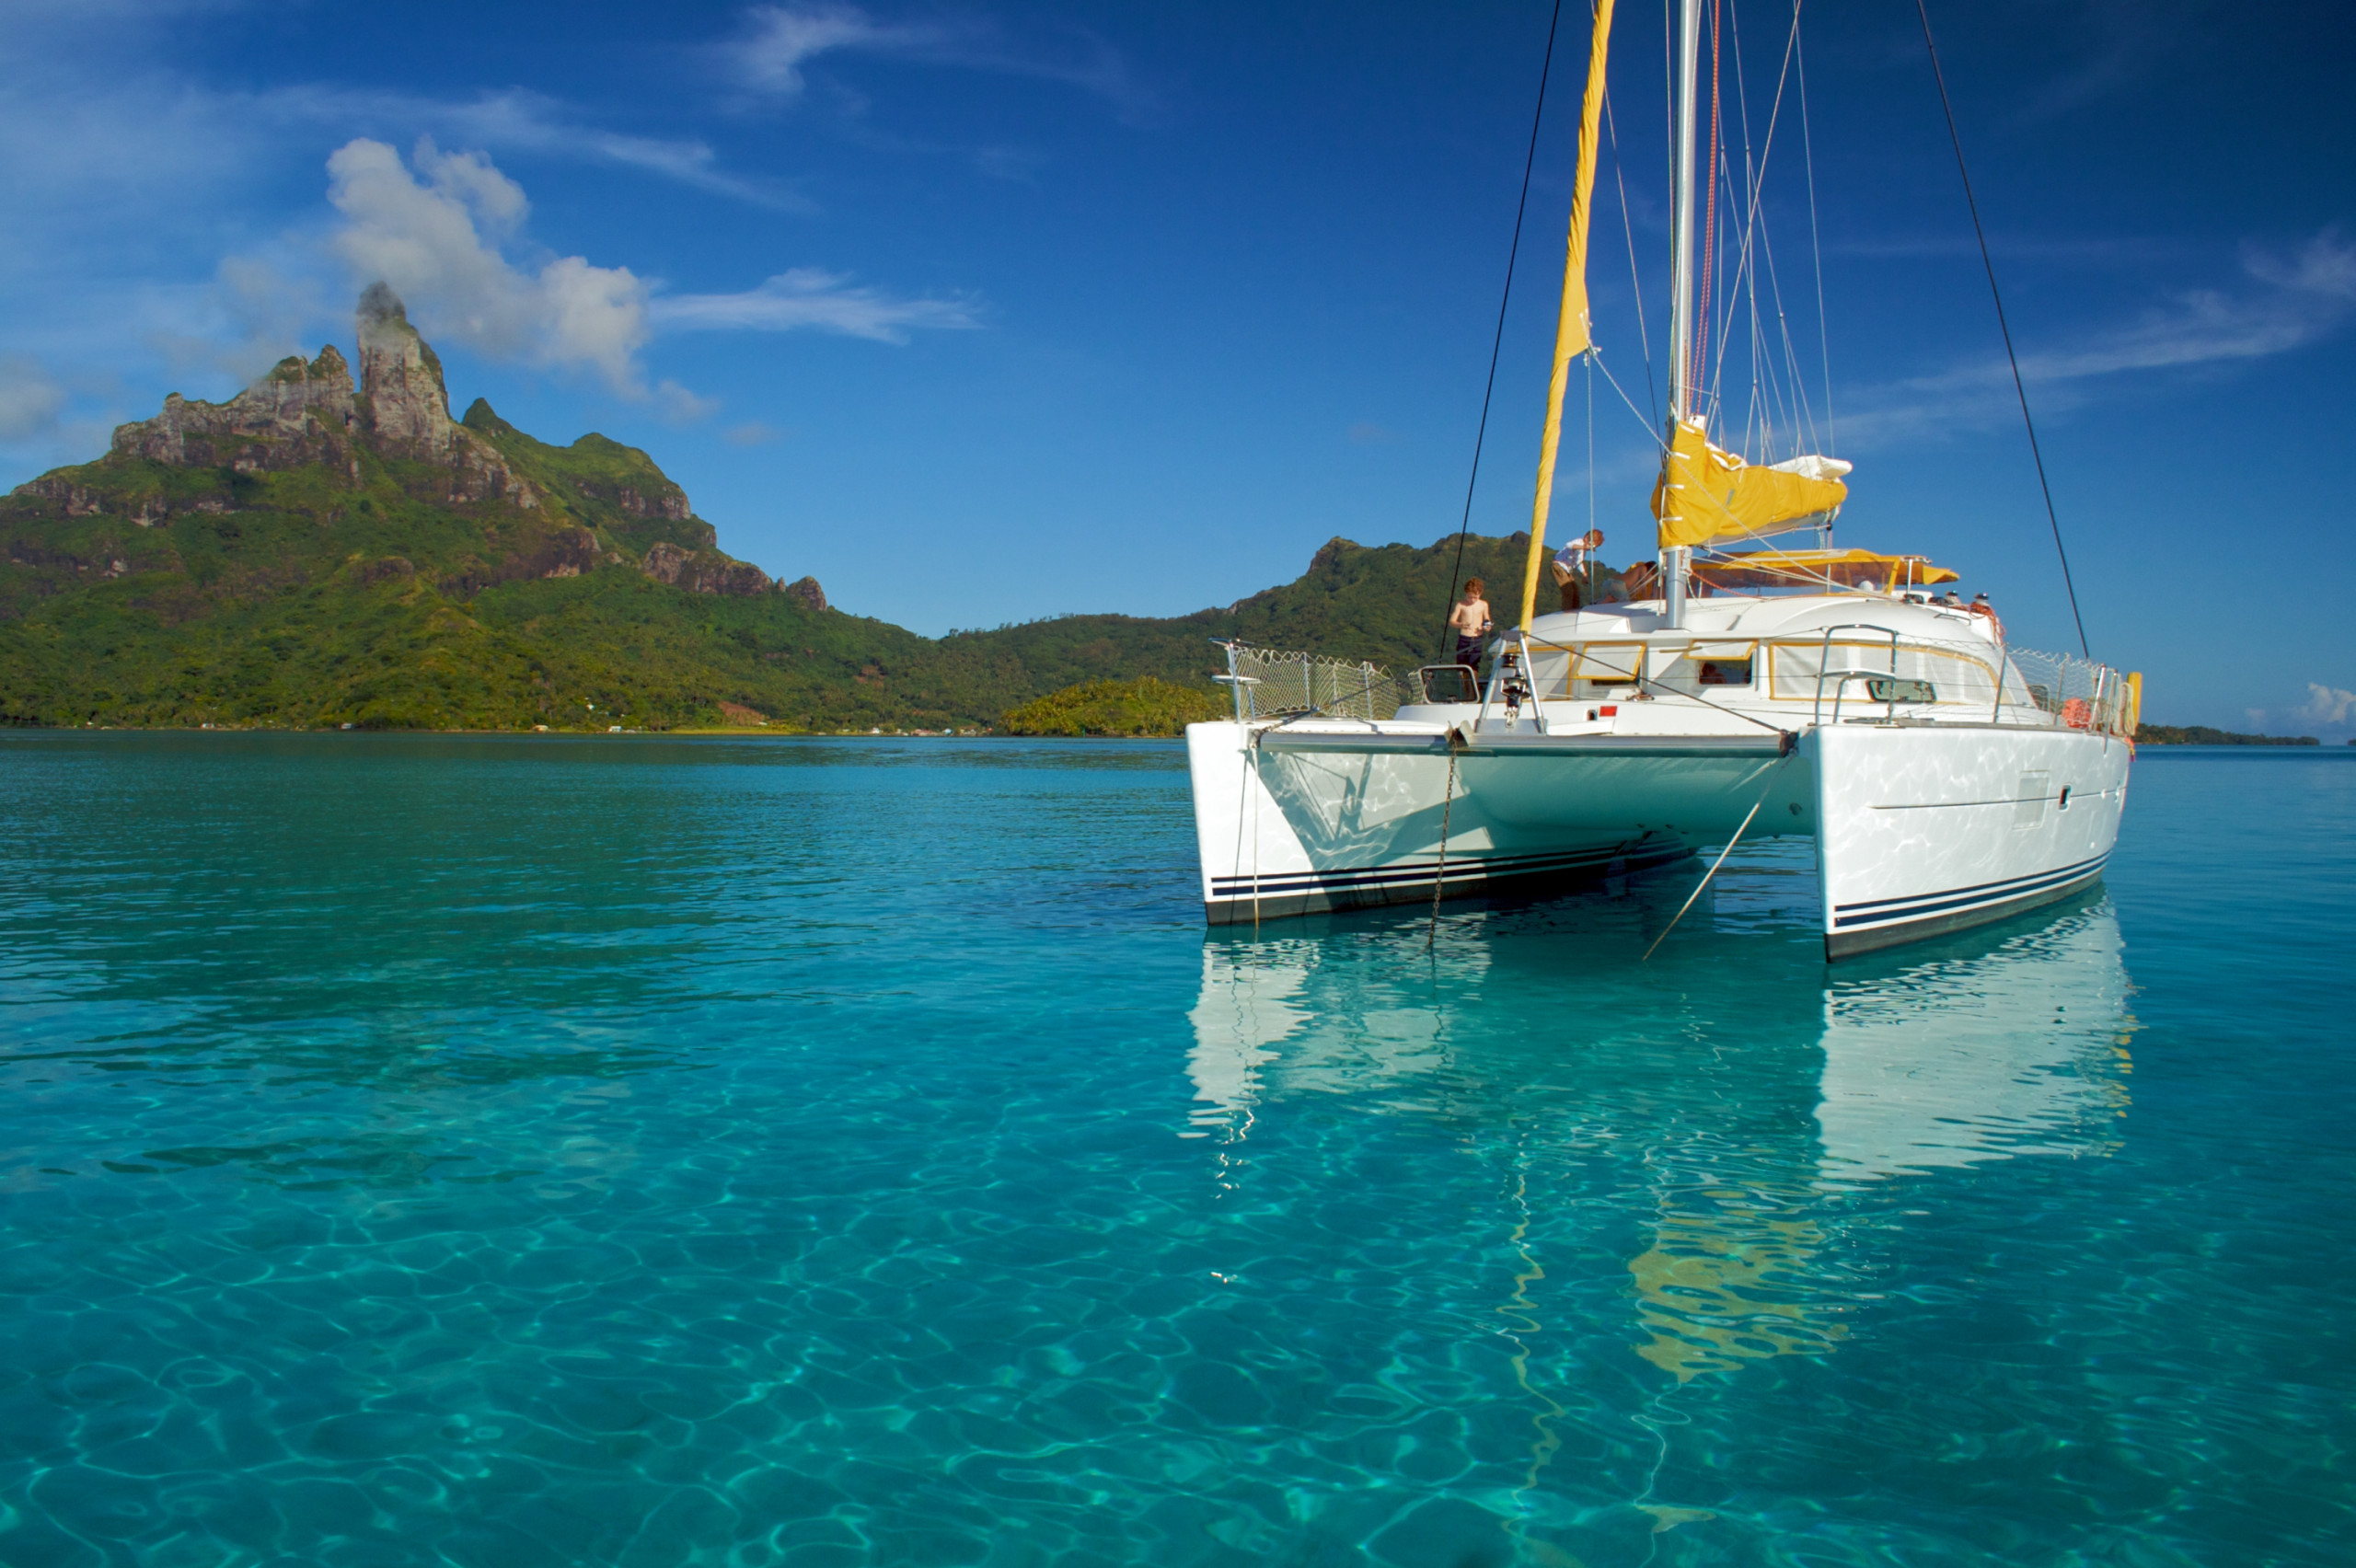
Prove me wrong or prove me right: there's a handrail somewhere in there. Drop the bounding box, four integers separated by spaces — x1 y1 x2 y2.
1810 623 1900 727
1215 630 2131 735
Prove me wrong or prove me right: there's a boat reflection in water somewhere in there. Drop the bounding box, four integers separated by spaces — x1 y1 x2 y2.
1186 897 2133 1382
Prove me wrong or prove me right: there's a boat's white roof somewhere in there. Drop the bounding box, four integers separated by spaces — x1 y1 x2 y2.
1526 592 1997 646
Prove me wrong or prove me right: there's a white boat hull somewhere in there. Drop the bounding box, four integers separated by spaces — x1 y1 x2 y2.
1185 718 2131 958
1813 722 2130 956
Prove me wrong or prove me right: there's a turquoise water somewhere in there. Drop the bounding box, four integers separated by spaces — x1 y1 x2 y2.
1 735 2349 1568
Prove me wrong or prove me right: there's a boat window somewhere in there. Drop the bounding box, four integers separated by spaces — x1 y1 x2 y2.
1652 641 1757 694
1522 642 1645 699
1768 641 1997 705
1865 676 1937 704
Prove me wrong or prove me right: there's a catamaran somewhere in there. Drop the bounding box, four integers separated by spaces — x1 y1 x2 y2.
1184 0 2137 958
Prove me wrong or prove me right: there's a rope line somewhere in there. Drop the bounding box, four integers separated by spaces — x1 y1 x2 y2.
1426 731 1466 951
1915 0 2088 657
1643 756 1787 960
1441 0 1568 660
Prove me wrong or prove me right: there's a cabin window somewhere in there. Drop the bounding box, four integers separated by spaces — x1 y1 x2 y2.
1653 641 1758 694
1865 675 1937 704
1769 643 1997 705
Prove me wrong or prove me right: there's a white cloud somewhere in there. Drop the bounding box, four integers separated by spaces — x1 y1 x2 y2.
736 4 922 98
2297 684 2356 728
653 269 978 342
327 136 652 394
728 3 1149 117
653 380 722 425
0 356 67 442
144 253 338 391
725 420 788 445
271 86 804 211
318 140 971 400
1839 232 2356 446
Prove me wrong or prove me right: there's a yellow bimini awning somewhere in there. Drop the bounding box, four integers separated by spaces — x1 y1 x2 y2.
1692 548 1959 593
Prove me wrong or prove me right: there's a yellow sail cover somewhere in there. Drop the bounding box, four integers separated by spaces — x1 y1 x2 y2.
1651 416 1851 548
1691 548 1957 592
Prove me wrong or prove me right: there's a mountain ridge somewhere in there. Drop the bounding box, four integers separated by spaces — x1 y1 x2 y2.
0 286 1540 731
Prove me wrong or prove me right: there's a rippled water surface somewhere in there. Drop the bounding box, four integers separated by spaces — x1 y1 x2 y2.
1 734 2350 1567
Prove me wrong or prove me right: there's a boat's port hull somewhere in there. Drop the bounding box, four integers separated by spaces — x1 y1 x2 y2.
1187 721 1806 927
1200 835 1694 924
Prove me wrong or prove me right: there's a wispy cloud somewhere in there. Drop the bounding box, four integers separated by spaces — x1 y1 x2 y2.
0 356 68 443
725 420 789 445
726 3 1152 119
318 140 974 401
1837 231 2356 445
653 269 979 342
263 86 804 211
2014 0 2212 123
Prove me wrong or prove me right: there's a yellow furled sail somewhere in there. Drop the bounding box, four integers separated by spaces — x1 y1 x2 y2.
1651 416 1852 549
1690 548 1956 592
1516 0 1616 630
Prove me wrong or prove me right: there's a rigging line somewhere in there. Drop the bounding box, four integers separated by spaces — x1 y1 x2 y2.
1727 0 1807 455
1603 89 1659 427
1756 196 1817 455
1726 0 1763 455
1915 0 2088 657
1441 0 1568 658
1426 731 1466 951
1643 760 1783 961
1704 139 1742 419
1796 8 1832 455
1753 219 1801 456
1588 339 1597 542
1694 0 1725 392
1592 351 1671 453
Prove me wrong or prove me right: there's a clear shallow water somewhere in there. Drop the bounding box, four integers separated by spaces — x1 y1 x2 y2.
0 734 2350 1568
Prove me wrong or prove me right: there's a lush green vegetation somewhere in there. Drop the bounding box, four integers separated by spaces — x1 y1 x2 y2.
2 386 1553 731
999 677 1227 736
2135 725 2319 745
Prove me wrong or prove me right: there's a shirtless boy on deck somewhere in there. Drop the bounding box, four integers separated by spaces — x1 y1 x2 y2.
1449 580 1493 671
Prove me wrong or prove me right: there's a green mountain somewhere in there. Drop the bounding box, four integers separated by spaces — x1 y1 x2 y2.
1 286 1539 732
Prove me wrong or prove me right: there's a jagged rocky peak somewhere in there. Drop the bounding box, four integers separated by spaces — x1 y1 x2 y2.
110 344 361 478
95 283 535 510
355 282 459 463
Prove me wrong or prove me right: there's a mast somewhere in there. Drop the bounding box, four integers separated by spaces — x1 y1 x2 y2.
1660 0 1705 625
1514 0 1618 631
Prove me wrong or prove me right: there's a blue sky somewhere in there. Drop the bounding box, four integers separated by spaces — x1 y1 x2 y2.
3 0 2350 732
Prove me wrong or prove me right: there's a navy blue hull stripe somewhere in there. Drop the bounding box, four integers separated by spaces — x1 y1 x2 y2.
1833 851 2109 917
1831 859 2106 929
1210 844 1679 898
